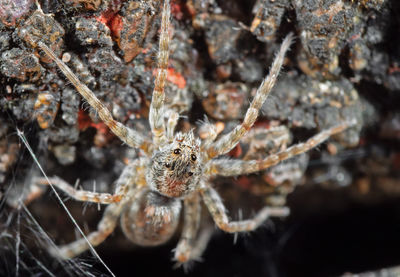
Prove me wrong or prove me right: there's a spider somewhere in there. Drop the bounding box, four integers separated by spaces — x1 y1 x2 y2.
27 0 356 266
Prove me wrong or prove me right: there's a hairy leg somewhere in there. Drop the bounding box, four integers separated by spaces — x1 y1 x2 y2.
241 125 291 160
51 201 123 259
174 226 214 271
174 193 201 264
205 33 293 160
166 110 179 140
199 118 219 150
185 226 214 262
200 183 289 233
32 41 151 152
206 121 357 177
149 0 171 145
34 160 141 204
50 184 144 259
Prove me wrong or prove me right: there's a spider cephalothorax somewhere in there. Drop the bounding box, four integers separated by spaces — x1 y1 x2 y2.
147 131 202 198
29 0 357 268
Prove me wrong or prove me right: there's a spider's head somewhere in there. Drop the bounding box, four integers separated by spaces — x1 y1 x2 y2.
147 131 202 198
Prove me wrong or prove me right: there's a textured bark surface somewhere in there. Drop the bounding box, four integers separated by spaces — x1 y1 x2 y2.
1 0 399 276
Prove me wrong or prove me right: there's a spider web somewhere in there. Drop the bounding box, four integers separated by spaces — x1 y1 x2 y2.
0 126 115 277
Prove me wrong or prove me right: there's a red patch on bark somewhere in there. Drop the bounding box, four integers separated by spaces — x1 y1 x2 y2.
78 110 108 134
95 2 123 37
167 68 186 89
152 68 187 89
171 1 184 20
78 109 92 130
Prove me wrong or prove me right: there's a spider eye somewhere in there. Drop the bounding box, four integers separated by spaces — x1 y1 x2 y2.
191 154 197 161
174 149 181 154
188 172 193 176
165 163 171 168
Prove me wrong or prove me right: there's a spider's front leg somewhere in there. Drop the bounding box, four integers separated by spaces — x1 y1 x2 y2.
20 9 151 152
200 182 288 233
149 0 171 145
205 121 357 177
34 160 143 204
166 110 179 140
34 41 151 152
205 33 293 160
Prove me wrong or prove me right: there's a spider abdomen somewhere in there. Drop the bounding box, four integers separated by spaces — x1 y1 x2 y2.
120 190 181 246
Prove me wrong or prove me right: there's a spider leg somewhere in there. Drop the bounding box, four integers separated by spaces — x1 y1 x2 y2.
52 202 122 259
32 41 151 152
166 110 179 140
34 160 142 204
199 119 219 150
205 33 293 160
206 121 357 177
51 185 144 259
174 193 201 264
200 182 289 233
149 0 171 145
174 226 214 271
241 125 291 160
185 226 214 262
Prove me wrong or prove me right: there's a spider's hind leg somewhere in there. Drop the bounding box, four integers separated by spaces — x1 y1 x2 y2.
174 192 214 269
174 227 214 271
51 202 124 259
52 184 142 259
44 161 144 258
200 182 289 233
34 161 139 204
174 193 201 263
